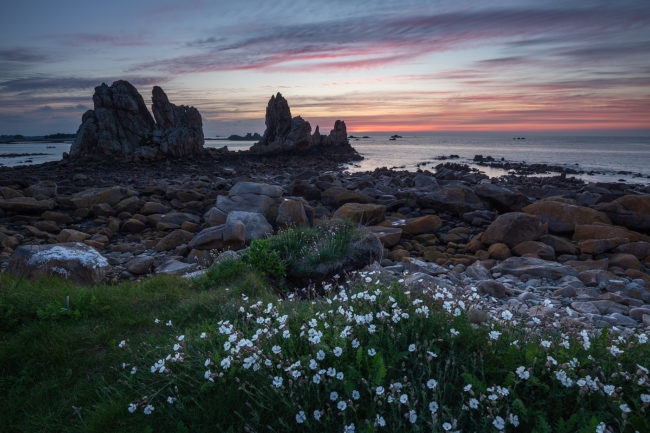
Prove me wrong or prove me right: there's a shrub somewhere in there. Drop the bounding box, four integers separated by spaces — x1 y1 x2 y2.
241 238 286 281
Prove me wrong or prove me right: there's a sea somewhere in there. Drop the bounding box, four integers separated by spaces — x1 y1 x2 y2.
1 135 648 185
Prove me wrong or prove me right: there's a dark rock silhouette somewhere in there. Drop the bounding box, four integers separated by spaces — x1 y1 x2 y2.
250 92 355 155
69 80 203 161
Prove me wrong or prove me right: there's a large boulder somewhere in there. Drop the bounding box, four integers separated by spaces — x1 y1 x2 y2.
491 257 578 279
482 212 546 248
333 203 386 225
250 92 356 155
7 242 111 285
473 183 528 212
226 211 273 242
151 86 204 157
276 198 310 227
0 197 54 213
70 186 129 208
523 199 610 233
69 80 203 160
573 224 649 242
417 183 486 216
596 194 650 232
215 182 283 221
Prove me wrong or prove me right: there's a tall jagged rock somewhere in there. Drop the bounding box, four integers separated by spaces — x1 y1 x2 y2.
151 86 204 158
69 80 204 161
251 92 356 156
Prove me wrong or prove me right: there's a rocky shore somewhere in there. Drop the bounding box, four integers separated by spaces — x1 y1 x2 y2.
1 81 650 331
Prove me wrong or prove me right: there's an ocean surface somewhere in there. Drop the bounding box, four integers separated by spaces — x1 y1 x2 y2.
1 135 648 184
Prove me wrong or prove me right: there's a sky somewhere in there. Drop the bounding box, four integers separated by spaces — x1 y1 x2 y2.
0 0 649 136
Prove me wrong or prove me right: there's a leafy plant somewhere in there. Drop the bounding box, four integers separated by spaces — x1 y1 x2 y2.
241 238 286 281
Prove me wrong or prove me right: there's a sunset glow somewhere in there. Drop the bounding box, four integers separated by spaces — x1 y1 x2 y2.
1 0 649 135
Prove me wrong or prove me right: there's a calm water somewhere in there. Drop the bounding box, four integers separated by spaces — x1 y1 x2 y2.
2 135 648 184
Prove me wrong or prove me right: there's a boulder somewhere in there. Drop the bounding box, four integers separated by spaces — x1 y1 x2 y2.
56 229 90 243
578 238 627 255
402 215 442 235
69 80 204 160
140 201 171 215
25 180 57 200
204 207 228 227
573 224 649 242
512 241 555 260
216 182 283 221
322 187 371 207
417 183 486 216
230 182 283 198
155 259 197 275
491 257 578 279
482 212 546 248
488 243 511 260
121 218 147 233
126 255 154 275
0 197 54 213
70 186 129 208
288 179 321 201
189 226 226 250
473 183 528 211
155 229 194 251
7 242 110 285
476 280 507 298
333 203 386 225
403 272 455 293
523 199 610 233
369 226 402 248
226 211 272 242
539 234 580 255
608 253 641 270
276 199 309 227
596 194 650 232
614 242 650 259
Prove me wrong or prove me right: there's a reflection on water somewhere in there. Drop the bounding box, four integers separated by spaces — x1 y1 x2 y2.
2 135 648 184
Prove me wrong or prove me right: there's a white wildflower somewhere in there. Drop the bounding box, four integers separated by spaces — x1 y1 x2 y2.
516 366 530 380
427 379 438 390
493 415 505 430
409 410 417 423
295 411 306 424
338 400 347 411
333 346 343 357
273 376 283 388
429 401 438 413
143 404 154 415
128 403 137 413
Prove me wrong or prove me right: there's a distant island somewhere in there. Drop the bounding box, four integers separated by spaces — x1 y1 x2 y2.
0 133 76 144
209 132 262 141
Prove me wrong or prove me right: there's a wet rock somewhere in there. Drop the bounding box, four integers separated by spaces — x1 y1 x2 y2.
333 203 386 225
614 241 650 259
492 257 578 279
7 242 111 285
482 212 546 248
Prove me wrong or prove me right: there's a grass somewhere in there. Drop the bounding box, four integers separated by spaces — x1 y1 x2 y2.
1 262 648 432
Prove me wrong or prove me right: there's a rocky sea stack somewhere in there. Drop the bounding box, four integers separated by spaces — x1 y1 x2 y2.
69 80 204 161
249 92 359 158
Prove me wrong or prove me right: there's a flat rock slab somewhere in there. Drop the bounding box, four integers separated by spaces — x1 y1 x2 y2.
7 242 111 285
492 256 578 280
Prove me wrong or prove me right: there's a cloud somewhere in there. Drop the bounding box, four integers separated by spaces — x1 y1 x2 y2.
134 5 650 73
0 75 170 93
50 32 152 47
0 48 50 63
